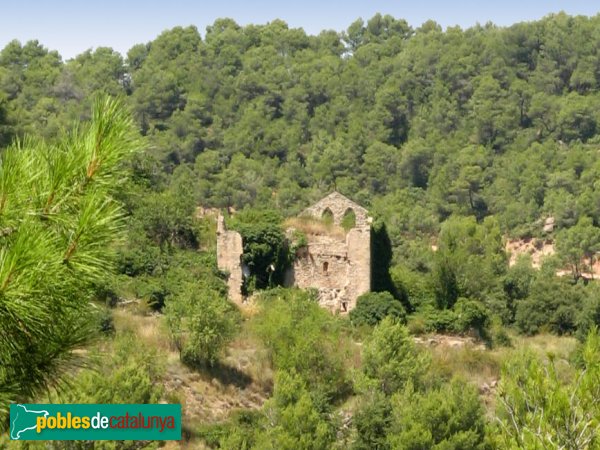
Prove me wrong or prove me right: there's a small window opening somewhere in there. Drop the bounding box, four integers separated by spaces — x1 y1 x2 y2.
341 301 348 312
322 208 334 225
341 208 356 231
323 261 329 273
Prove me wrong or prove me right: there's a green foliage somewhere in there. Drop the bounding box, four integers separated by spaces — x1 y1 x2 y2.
502 255 536 323
387 379 487 450
228 209 289 293
350 391 392 450
289 229 308 254
165 286 240 366
61 330 163 404
496 328 600 449
198 410 262 449
134 166 200 250
514 274 581 335
252 371 337 450
4 13 600 446
4 15 600 244
361 317 429 395
4 332 162 450
390 263 435 310
340 208 356 230
556 215 600 280
252 288 350 401
421 308 460 334
433 216 506 310
0 97 139 421
577 287 600 341
454 297 490 337
350 291 406 327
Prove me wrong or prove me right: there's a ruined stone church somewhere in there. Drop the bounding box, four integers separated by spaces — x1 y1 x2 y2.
216 192 372 313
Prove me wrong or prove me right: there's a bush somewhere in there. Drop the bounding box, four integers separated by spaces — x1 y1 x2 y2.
515 275 580 335
423 308 459 333
387 379 487 449
390 264 436 310
61 331 164 405
454 297 490 336
351 391 392 450
253 371 337 450
165 288 240 366
350 291 407 327
496 329 600 449
227 209 290 293
252 288 351 401
489 317 512 348
197 410 262 449
576 293 600 341
362 317 430 395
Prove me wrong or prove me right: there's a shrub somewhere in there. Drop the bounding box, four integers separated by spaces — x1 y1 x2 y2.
252 288 351 400
197 410 262 449
576 293 600 341
390 264 435 310
351 391 392 450
252 371 337 450
515 275 580 335
227 209 290 293
362 317 430 395
165 287 240 366
454 297 490 336
61 331 164 405
350 291 407 327
489 317 513 348
423 308 459 333
387 379 487 449
496 329 600 449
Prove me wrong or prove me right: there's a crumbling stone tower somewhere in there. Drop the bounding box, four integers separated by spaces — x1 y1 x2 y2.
216 192 372 313
289 192 371 313
216 215 244 304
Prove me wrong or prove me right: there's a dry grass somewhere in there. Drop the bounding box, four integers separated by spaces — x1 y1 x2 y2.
112 308 173 353
429 345 503 386
111 306 270 448
284 216 346 239
510 332 578 361
425 332 577 385
423 331 578 415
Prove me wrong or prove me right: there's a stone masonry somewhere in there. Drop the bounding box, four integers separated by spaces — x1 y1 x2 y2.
290 192 371 312
216 215 244 304
216 192 372 313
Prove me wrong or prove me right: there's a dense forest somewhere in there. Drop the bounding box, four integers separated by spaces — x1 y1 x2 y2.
1 12 600 449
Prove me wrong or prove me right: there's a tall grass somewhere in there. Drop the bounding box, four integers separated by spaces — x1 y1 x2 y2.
284 216 346 238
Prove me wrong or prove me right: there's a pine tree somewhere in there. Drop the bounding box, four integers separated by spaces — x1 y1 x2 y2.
0 96 140 423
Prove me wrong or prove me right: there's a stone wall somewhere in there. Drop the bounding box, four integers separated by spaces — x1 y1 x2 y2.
216 215 244 305
289 234 351 311
289 227 371 313
216 192 372 314
345 227 371 311
302 191 370 228
291 192 371 313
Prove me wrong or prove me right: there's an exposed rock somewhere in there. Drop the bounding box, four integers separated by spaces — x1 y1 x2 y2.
505 237 555 268
413 334 486 351
543 216 555 233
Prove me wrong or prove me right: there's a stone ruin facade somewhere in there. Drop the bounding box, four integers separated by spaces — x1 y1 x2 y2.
216 215 244 304
216 192 372 313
